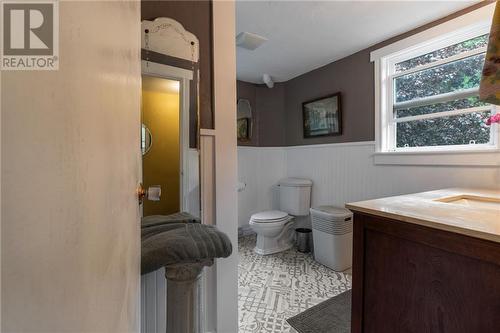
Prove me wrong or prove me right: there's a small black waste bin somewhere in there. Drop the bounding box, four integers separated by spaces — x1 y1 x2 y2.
295 228 312 253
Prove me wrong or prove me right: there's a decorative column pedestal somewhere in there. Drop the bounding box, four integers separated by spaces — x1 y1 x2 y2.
164 260 213 333
141 216 232 333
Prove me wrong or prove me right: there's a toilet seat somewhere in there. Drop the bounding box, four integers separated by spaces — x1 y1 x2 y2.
250 210 289 223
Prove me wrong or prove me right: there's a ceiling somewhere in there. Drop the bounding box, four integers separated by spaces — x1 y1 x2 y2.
236 0 479 84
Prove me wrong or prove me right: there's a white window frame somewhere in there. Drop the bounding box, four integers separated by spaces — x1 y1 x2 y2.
371 3 500 166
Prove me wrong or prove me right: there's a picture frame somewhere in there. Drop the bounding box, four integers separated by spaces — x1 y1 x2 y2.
302 92 342 138
237 118 250 141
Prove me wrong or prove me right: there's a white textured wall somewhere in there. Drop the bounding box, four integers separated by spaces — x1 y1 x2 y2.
238 142 500 228
1 2 141 332
238 147 286 227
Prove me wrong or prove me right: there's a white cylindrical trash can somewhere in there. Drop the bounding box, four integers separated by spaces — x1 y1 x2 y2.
310 206 353 271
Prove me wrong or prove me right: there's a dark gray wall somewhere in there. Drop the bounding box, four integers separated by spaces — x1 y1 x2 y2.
237 1 489 147
237 81 286 147
284 49 374 146
237 81 258 146
256 83 286 147
237 50 373 147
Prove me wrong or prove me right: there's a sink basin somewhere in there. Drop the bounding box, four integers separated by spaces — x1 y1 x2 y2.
435 194 500 210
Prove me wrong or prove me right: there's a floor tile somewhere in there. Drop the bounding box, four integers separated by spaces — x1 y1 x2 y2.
238 235 351 333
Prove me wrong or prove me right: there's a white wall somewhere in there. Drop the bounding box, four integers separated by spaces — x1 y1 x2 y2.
238 142 500 228
212 1 239 332
186 149 201 217
1 1 141 332
141 268 167 333
237 147 286 227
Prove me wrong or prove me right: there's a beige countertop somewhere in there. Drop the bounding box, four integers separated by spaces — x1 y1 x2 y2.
346 188 500 243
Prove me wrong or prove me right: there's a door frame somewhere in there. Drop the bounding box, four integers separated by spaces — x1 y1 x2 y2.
141 60 193 212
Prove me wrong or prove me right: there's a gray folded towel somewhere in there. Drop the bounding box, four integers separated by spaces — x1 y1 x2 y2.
141 212 201 239
141 219 232 275
141 212 200 228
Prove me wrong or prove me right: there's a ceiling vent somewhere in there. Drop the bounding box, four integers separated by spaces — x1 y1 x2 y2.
236 32 268 50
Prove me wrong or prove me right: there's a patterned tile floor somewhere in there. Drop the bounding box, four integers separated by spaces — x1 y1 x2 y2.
238 235 352 333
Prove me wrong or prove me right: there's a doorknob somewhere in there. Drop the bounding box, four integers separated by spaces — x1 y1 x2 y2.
137 183 162 205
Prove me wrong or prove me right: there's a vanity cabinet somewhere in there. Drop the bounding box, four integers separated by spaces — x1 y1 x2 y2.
350 211 500 333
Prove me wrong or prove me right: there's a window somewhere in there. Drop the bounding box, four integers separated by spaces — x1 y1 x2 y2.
373 22 498 154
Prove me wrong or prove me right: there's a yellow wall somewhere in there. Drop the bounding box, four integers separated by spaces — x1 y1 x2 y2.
142 85 180 216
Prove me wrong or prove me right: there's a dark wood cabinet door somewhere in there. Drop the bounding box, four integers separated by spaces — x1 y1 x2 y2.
351 212 500 333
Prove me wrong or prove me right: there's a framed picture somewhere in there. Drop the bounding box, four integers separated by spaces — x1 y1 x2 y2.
302 92 342 138
237 118 250 141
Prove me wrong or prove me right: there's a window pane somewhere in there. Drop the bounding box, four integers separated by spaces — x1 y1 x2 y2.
395 34 488 73
395 53 484 103
396 111 491 148
395 96 488 118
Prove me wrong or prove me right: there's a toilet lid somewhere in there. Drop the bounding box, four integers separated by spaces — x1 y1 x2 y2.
250 210 289 223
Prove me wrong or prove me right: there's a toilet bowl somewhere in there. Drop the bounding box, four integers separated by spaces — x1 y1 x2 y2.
249 210 294 255
249 178 312 255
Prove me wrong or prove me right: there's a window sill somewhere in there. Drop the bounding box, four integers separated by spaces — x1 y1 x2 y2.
373 148 500 166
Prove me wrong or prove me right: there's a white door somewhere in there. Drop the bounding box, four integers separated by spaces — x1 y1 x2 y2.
1 2 141 332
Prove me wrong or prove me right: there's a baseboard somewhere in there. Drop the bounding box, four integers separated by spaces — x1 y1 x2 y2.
238 225 255 238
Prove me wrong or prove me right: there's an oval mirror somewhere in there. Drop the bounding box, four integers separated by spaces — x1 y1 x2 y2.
141 124 152 155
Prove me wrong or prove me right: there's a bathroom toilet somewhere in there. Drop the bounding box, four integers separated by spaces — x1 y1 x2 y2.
249 178 312 255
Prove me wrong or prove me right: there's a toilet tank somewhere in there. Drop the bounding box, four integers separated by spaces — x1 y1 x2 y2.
279 178 313 216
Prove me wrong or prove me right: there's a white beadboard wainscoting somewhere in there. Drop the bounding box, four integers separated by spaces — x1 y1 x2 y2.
141 268 166 333
238 146 286 230
238 142 500 229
